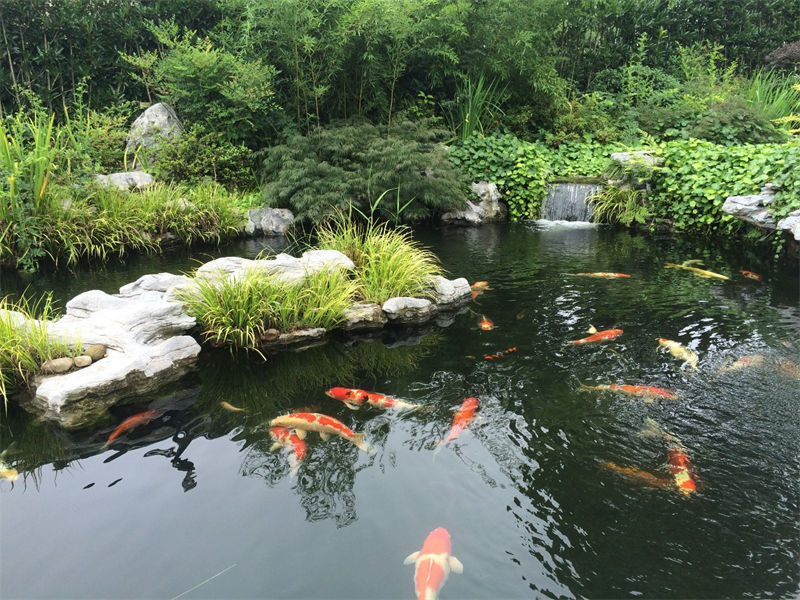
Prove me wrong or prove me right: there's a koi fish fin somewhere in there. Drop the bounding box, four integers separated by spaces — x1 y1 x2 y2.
269 442 282 452
288 457 300 477
351 433 373 453
319 432 331 441
448 556 464 574
423 588 438 600
587 325 597 334
638 417 663 438
403 551 420 566
344 402 360 410
294 429 307 440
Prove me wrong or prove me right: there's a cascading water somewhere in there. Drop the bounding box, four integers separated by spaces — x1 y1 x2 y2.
541 183 602 221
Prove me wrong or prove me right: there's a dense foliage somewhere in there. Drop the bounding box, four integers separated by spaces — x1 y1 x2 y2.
259 118 467 224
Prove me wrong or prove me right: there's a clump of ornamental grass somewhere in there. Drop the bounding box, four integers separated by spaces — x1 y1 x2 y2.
35 181 245 267
0 294 75 409
315 217 444 303
177 267 358 354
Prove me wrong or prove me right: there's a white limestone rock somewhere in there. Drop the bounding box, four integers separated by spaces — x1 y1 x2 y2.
429 276 471 306
245 207 294 236
119 273 193 298
778 209 800 241
382 297 436 323
95 171 154 191
722 185 778 229
341 303 387 330
125 102 183 168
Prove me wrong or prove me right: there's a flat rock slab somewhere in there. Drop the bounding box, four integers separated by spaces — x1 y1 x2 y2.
341 303 387 330
429 276 471 306
382 297 436 324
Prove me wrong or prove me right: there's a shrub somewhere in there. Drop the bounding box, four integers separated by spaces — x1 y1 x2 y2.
154 124 255 189
259 118 468 224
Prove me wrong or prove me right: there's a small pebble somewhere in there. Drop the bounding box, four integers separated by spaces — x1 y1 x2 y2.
83 344 107 361
73 355 93 368
40 357 74 374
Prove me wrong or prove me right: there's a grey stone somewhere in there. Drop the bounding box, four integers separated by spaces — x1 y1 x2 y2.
125 102 183 169
441 182 507 225
429 276 472 306
341 303 387 331
41 357 74 374
261 328 328 350
609 150 663 167
119 273 193 298
95 171 154 191
722 185 778 229
245 207 294 236
299 250 355 274
778 210 800 241
382 297 436 323
72 356 93 368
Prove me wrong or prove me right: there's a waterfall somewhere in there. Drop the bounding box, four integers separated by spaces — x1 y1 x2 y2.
541 183 602 222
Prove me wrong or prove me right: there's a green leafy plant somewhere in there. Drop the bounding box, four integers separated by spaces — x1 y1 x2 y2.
259 118 467 224
590 185 652 226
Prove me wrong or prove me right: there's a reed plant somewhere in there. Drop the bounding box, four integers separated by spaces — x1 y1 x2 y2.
316 216 444 303
0 294 75 410
178 267 357 353
445 75 505 142
743 70 800 127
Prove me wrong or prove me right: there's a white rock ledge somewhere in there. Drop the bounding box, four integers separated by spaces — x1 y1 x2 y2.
17 250 472 428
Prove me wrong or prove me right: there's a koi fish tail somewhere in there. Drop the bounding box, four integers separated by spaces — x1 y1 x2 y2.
351 433 373 454
577 382 593 392
288 458 300 477
638 417 664 438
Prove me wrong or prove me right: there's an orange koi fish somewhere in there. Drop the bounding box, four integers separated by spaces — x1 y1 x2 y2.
483 347 518 360
478 315 494 331
667 445 697 497
470 281 491 291
567 325 623 345
600 461 673 490
740 270 761 280
403 527 463 600
105 409 161 448
0 461 19 482
580 383 678 401
269 412 372 453
570 272 631 278
325 387 422 412
269 427 307 475
442 397 479 446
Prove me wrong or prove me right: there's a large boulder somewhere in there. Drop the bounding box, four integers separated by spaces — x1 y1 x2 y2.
778 209 800 241
441 182 507 225
125 102 183 169
245 207 294 236
382 297 436 324
28 288 200 428
95 171 154 191
722 184 778 230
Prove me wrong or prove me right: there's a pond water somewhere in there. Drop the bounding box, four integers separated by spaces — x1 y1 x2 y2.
1 224 799 599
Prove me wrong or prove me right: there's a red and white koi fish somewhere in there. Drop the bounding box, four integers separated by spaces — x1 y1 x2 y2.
269 412 372 453
580 383 678 402
439 397 479 450
325 387 423 412
569 272 631 278
567 325 623 345
667 445 697 497
483 347 518 360
269 427 307 476
478 315 494 331
740 270 761 280
600 461 673 490
105 409 161 448
403 527 463 600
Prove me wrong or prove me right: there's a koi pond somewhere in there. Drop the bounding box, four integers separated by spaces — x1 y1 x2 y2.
1 223 799 599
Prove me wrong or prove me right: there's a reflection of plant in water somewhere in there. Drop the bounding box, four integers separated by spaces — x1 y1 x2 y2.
1 417 69 488
195 332 442 416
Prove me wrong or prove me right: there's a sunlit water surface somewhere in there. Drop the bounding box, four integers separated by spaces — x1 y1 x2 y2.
1 224 799 599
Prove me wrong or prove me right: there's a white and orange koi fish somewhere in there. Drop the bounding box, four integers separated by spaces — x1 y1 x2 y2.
325 387 423 412
269 412 372 453
403 527 463 600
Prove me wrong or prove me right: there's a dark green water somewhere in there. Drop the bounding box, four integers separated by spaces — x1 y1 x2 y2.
1 223 799 599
